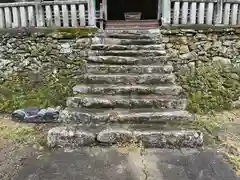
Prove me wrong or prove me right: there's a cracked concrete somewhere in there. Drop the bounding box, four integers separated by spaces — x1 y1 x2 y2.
12 147 239 180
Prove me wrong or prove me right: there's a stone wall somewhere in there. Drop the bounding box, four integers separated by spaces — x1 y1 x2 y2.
161 27 240 69
161 27 240 110
0 28 95 79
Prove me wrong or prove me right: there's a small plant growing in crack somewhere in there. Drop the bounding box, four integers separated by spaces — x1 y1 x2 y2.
114 136 149 180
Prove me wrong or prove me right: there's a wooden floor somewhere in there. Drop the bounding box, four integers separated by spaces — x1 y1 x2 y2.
106 20 160 30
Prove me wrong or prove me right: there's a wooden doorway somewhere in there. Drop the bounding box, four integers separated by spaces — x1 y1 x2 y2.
98 0 161 29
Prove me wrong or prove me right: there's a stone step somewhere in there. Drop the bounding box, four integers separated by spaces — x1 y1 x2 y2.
66 95 187 109
90 44 165 51
58 108 194 124
104 28 160 35
105 32 158 40
73 85 183 96
106 25 159 30
104 38 159 45
87 65 173 74
87 56 167 65
87 50 166 57
82 74 175 85
48 125 203 148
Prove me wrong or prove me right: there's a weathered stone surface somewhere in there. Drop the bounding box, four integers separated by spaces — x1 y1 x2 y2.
134 130 203 148
87 56 168 65
97 127 133 144
233 99 240 108
104 38 158 45
58 109 94 124
161 28 240 70
58 108 194 124
87 64 173 74
87 50 166 57
73 84 183 96
47 126 96 148
0 32 90 79
213 56 232 65
66 95 187 109
97 127 203 148
105 30 160 40
91 44 165 51
82 74 176 85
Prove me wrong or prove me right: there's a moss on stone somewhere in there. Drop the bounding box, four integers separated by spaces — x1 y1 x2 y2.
54 27 98 38
177 62 240 114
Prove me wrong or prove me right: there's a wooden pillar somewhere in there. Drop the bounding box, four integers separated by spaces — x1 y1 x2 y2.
100 3 104 29
157 0 161 20
215 0 223 24
88 0 96 26
162 0 171 25
103 0 107 20
35 0 44 27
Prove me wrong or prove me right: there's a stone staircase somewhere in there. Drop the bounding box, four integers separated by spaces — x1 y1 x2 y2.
47 29 203 149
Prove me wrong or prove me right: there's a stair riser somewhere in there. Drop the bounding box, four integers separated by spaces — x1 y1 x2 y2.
106 22 158 26
104 29 160 34
104 38 159 45
106 27 159 31
105 34 156 40
66 97 187 109
82 74 176 85
58 110 194 124
106 24 158 28
87 65 173 74
87 56 167 65
73 85 183 96
91 44 165 51
48 126 203 149
88 50 166 57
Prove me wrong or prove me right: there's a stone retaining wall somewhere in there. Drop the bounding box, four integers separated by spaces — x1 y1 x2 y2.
161 27 240 69
1 27 240 76
0 29 94 79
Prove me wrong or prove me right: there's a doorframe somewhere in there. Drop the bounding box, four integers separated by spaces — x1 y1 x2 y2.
102 0 107 20
101 0 161 21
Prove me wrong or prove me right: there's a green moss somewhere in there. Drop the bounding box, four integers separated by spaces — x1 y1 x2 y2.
0 119 47 146
226 155 240 176
177 62 240 114
55 27 98 36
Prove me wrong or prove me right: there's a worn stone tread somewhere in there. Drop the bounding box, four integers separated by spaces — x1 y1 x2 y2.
82 73 176 85
47 125 203 148
87 50 166 57
66 95 187 109
58 108 194 124
73 84 183 96
97 127 203 148
90 44 165 50
87 64 173 74
87 56 168 65
105 32 158 39
103 38 159 45
104 28 160 35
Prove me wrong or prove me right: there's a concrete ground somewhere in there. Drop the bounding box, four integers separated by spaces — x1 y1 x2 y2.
13 147 239 180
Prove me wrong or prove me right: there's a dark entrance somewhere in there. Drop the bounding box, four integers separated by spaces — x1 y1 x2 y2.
107 0 158 20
